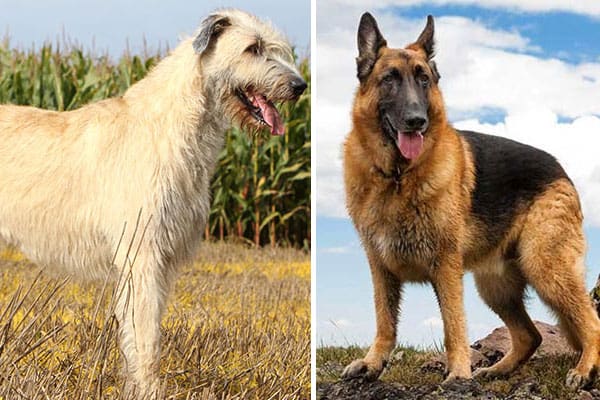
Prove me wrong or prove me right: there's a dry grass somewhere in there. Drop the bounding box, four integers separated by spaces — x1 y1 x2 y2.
0 242 310 399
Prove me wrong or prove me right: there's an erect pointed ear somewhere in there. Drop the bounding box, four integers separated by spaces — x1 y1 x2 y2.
356 12 387 83
411 15 440 82
414 15 435 60
193 14 231 54
429 60 441 83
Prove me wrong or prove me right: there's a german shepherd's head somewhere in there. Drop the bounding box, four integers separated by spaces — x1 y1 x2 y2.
352 13 446 165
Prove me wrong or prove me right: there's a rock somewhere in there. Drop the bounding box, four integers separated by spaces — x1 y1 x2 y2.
318 378 500 400
591 274 600 317
317 379 411 400
505 378 543 400
421 349 490 373
579 390 594 400
472 321 572 359
583 389 600 400
421 321 574 373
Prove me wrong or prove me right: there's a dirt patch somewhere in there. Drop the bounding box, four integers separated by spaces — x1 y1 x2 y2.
318 377 600 399
318 321 598 399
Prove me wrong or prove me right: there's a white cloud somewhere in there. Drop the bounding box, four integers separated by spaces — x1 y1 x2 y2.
315 99 351 218
441 49 600 117
319 244 357 254
329 318 354 327
316 5 600 226
468 322 495 339
421 316 444 329
325 0 600 18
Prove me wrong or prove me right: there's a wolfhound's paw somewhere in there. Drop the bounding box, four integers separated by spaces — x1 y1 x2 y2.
341 358 385 381
566 368 593 390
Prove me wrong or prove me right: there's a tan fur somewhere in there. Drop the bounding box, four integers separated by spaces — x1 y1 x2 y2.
0 9 303 398
343 15 600 389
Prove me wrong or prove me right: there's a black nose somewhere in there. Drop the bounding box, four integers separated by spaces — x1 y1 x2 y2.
290 77 307 97
405 115 427 131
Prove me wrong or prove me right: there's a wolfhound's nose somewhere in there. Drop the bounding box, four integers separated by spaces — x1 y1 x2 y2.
290 77 307 97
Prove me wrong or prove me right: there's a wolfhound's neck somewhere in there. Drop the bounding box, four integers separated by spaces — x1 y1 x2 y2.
118 39 228 185
123 39 229 140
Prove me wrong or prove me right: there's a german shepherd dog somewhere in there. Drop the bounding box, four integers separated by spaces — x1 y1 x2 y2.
342 12 600 389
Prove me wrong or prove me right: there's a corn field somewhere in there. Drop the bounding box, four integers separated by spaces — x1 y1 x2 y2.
0 41 311 248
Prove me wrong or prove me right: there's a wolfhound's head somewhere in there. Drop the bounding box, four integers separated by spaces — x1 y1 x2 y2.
193 9 307 136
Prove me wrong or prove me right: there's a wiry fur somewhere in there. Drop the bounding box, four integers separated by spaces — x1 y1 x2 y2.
0 8 304 398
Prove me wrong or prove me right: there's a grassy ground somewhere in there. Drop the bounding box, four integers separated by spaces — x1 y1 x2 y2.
317 345 596 399
0 242 309 399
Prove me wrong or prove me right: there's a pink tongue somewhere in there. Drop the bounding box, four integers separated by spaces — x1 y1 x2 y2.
397 132 424 160
254 95 285 136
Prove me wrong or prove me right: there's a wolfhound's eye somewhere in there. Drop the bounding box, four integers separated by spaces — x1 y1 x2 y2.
245 44 261 55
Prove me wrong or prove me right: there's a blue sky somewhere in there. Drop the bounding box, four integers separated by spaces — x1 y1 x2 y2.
316 1 600 347
396 4 600 63
0 0 310 57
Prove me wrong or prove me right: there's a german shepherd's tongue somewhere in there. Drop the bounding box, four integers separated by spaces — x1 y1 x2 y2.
397 131 424 160
252 94 285 136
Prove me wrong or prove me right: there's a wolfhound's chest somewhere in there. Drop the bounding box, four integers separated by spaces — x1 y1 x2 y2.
151 131 225 259
152 177 212 266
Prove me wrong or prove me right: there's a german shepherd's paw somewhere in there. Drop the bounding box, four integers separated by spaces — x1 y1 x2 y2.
442 369 472 386
565 368 594 390
341 358 385 381
473 366 507 380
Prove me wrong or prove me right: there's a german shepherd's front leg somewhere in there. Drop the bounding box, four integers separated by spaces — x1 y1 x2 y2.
431 254 472 383
342 245 402 381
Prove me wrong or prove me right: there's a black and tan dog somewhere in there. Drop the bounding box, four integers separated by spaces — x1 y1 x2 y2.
342 12 600 389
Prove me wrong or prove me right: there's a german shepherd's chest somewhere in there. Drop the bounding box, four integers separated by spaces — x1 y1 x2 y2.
347 176 455 279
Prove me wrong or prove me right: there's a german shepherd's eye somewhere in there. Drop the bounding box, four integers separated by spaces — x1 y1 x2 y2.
415 65 430 86
417 73 430 86
245 43 261 55
381 69 400 85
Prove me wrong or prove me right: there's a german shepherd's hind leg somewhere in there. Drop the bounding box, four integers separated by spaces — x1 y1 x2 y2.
473 265 541 379
519 179 600 390
342 246 402 381
432 255 472 383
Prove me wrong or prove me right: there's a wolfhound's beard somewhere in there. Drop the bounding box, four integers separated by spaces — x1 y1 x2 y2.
223 91 287 136
227 83 303 136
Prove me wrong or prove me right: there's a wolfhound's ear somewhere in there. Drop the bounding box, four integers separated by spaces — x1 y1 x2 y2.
193 14 231 54
356 12 387 83
414 15 435 60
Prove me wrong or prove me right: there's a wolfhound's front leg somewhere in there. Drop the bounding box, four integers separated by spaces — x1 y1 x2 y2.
115 253 169 398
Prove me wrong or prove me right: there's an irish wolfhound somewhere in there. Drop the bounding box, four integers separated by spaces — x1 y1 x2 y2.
0 8 306 397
